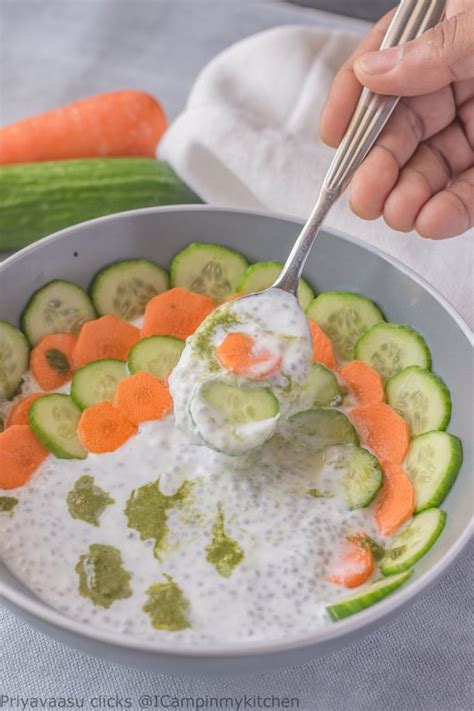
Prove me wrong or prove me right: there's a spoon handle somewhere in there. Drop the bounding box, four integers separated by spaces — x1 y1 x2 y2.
273 0 446 296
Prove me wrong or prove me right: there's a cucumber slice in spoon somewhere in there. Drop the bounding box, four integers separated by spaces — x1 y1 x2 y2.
326 569 413 621
380 508 446 575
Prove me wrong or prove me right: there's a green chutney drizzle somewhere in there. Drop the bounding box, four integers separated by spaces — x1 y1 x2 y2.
66 475 115 526
143 574 191 631
0 496 19 515
206 504 244 577
75 544 132 608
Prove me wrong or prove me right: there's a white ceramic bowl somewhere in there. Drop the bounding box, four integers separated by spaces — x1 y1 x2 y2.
1 206 472 675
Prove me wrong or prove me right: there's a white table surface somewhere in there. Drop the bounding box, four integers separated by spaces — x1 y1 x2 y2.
1 2 472 708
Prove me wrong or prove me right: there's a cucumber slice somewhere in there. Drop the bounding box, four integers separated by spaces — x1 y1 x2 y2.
29 393 87 459
326 569 413 621
386 366 451 435
21 279 96 345
128 335 184 380
288 408 358 448
405 431 462 512
301 363 342 408
381 508 446 575
71 359 128 410
355 323 431 381
90 259 168 320
190 381 280 455
237 261 314 310
306 291 384 361
0 321 29 399
170 243 248 303
323 444 382 509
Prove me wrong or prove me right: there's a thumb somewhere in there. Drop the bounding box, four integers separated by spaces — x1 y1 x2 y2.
353 8 474 96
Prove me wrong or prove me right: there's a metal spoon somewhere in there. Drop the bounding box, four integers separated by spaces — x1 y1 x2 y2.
272 0 446 297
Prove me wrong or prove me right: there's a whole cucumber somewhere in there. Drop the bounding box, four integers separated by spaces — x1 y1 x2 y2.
0 158 202 249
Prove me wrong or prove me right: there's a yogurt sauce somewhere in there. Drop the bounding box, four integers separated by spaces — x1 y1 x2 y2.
169 288 313 454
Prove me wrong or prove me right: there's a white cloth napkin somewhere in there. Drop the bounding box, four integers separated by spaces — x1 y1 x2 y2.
159 25 473 328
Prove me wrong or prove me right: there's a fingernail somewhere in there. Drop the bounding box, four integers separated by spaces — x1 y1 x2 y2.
356 46 403 75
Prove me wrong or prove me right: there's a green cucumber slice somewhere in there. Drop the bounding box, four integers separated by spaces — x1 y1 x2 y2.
21 279 96 345
199 381 279 424
386 366 451 435
306 291 384 361
355 322 431 381
0 321 29 399
405 431 462 512
301 363 342 408
380 508 446 575
322 444 382 509
237 261 314 310
128 335 184 380
71 359 128 410
29 393 87 459
171 243 248 303
288 408 358 448
90 259 168 320
326 569 413 621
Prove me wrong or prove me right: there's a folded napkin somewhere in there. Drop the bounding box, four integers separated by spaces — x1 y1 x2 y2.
159 25 473 327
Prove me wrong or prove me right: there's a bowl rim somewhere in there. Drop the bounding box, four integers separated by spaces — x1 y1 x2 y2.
1 204 472 659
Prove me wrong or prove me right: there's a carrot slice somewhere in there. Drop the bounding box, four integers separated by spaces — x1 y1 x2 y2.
338 360 384 405
30 333 78 391
142 288 215 340
0 425 48 489
376 461 415 535
6 392 45 427
114 372 173 423
0 90 167 164
73 315 140 368
329 533 374 588
78 401 137 453
215 332 281 380
350 402 409 464
308 319 336 369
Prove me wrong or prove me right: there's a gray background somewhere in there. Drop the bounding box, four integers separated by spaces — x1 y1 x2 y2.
0 1 472 709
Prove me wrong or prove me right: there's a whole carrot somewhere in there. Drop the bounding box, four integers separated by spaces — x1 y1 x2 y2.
0 90 167 164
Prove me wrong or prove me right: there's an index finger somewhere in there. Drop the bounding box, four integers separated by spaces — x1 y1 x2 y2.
320 9 396 148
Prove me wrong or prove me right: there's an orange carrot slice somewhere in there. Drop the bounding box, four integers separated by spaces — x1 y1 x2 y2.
6 392 45 427
350 402 409 464
215 332 281 380
114 372 173 423
142 288 215 340
0 425 48 489
329 533 374 588
308 319 336 369
376 461 415 535
0 90 167 164
73 315 140 368
30 333 78 391
78 401 137 453
338 360 384 405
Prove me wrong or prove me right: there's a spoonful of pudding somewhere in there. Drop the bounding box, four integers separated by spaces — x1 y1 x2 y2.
169 0 446 456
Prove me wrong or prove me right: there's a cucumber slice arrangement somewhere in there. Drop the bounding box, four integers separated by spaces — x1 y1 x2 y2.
90 259 169 320
0 321 29 399
71 359 128 410
237 261 314 310
301 363 342 408
355 323 431 381
386 366 451 435
171 243 248 303
323 444 382 509
288 408 358 448
326 569 413 621
21 279 96 345
381 508 446 575
29 394 87 459
306 292 384 361
128 335 184 380
405 431 462 512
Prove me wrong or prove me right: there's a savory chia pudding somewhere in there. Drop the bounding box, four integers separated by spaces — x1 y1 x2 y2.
0 242 462 645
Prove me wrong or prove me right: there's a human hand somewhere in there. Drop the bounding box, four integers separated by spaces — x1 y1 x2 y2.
320 0 474 239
